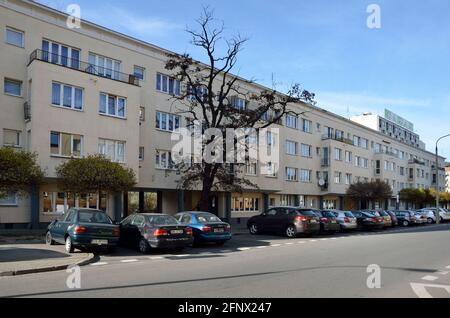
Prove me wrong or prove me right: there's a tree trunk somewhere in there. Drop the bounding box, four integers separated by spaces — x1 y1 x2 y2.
197 164 215 212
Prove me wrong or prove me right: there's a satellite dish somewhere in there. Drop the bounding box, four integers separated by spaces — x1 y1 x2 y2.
318 179 326 186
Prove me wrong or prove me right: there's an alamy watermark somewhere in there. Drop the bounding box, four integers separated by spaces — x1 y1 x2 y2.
367 4 381 29
66 4 81 29
366 264 381 289
66 264 81 289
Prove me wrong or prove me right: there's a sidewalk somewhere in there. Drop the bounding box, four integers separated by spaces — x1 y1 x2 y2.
0 243 96 277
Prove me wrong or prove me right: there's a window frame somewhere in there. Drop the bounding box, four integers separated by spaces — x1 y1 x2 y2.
3 129 22 148
5 27 24 48
98 138 126 163
4 78 22 97
156 111 181 132
50 131 83 158
99 93 127 119
156 73 181 96
52 82 84 111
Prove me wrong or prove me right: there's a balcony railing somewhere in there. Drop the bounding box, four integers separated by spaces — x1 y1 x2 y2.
24 102 31 121
374 150 399 158
28 49 140 86
321 134 353 145
408 158 425 165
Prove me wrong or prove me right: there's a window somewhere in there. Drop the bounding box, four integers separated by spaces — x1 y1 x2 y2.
335 130 344 140
0 191 18 206
345 173 352 185
353 136 360 147
360 138 368 149
3 129 21 147
98 139 126 163
265 162 278 177
89 53 121 80
50 132 83 157
400 167 405 176
286 167 298 181
42 40 80 69
354 156 361 167
134 66 145 80
300 169 311 183
156 111 181 132
345 151 352 163
335 148 342 161
286 140 298 155
286 114 298 129
302 119 312 133
188 85 208 102
156 73 181 96
99 93 126 118
334 171 342 184
245 161 257 175
52 83 83 110
231 196 259 212
301 144 312 157
4 79 22 96
155 150 175 170
139 147 145 161
5 27 24 48
232 97 247 111
362 158 369 168
266 131 276 146
139 107 146 121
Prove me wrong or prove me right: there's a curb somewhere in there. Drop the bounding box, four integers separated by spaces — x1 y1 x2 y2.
0 253 99 277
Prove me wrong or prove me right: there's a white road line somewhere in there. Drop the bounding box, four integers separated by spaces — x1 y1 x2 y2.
446 265 450 269
421 275 439 281
173 255 190 257
120 259 139 263
91 262 108 266
309 240 318 242
149 256 164 260
285 243 294 245
437 271 449 275
237 247 251 251
256 246 267 249
330 238 338 240
271 244 281 247
298 241 306 244
320 238 328 241
411 283 450 298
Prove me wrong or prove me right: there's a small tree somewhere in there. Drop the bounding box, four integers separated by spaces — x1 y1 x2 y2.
56 155 136 201
0 147 44 196
346 180 393 209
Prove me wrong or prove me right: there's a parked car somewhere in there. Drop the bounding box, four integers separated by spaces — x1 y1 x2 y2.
393 211 417 227
175 211 232 246
316 210 341 233
362 210 392 228
247 207 320 238
419 208 450 223
119 213 193 254
351 211 384 230
46 208 120 253
414 211 428 224
417 210 436 224
328 210 358 232
386 210 399 227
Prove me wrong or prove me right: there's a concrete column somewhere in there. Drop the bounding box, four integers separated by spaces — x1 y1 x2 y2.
224 193 232 223
339 196 344 210
319 196 324 210
30 184 40 229
177 190 185 212
139 191 145 213
113 192 122 222
123 192 129 217
263 193 269 211
295 195 301 207
157 191 163 213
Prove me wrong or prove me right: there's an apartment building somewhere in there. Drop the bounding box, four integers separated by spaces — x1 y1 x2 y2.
0 0 446 228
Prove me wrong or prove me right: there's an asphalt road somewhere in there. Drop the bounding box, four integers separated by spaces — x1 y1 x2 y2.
1 224 450 298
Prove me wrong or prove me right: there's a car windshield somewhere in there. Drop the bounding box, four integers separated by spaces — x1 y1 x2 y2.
196 213 222 223
148 215 178 225
322 211 335 217
296 210 318 216
78 210 112 224
344 212 355 218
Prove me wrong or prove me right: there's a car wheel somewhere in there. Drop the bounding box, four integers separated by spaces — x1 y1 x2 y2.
138 238 150 254
249 224 259 235
106 246 116 254
427 218 434 224
65 236 74 253
286 225 297 238
402 220 409 227
45 231 55 245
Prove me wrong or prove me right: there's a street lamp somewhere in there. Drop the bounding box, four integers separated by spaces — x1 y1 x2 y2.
435 134 450 224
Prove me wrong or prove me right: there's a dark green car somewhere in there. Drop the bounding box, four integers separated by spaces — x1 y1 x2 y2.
46 208 120 253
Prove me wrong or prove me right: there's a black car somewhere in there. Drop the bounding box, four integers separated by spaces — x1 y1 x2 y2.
386 210 399 227
393 211 417 227
247 207 320 238
119 213 194 253
316 210 341 233
351 211 384 230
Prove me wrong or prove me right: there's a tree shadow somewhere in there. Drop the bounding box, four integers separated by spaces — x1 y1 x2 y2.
0 247 70 263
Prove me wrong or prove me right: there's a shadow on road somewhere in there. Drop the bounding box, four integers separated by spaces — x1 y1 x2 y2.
0 247 70 263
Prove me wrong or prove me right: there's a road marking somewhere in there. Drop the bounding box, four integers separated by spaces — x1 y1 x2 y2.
120 259 139 263
149 256 164 260
173 255 190 257
256 246 267 249
421 275 438 281
298 241 306 244
437 271 449 275
271 244 281 247
91 262 108 266
237 247 251 251
410 283 450 298
285 243 294 245
446 266 450 269
330 238 338 240
320 238 329 241
309 240 318 242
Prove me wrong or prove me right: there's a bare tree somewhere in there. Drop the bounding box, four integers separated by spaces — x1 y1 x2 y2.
165 8 316 211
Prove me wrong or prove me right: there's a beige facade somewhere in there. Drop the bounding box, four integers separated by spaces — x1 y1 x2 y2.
0 0 447 228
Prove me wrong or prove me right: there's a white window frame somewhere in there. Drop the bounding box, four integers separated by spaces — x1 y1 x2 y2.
5 27 24 48
156 111 181 132
302 119 312 133
335 148 342 161
139 147 145 161
89 53 121 80
232 97 247 111
155 150 175 170
50 131 83 158
286 140 298 156
345 151 352 163
300 169 311 183
42 40 80 68
245 161 257 176
134 65 145 81
98 139 126 163
301 143 312 157
52 82 84 111
4 78 22 97
286 167 298 182
156 73 181 96
3 129 21 148
286 114 298 129
231 196 260 213
334 171 342 184
99 93 127 118
0 191 18 206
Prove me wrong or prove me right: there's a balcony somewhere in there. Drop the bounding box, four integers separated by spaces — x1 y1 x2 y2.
321 134 354 145
375 150 399 158
408 158 425 165
28 49 140 86
24 102 31 121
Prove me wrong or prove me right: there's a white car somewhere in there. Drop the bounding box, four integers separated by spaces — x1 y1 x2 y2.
417 210 436 224
420 208 450 223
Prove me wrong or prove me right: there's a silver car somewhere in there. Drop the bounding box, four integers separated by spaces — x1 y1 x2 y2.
417 210 436 224
329 210 358 231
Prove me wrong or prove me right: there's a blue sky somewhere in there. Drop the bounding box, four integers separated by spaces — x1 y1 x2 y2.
37 0 450 159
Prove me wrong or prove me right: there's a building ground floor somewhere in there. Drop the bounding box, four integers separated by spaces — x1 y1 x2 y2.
0 181 420 229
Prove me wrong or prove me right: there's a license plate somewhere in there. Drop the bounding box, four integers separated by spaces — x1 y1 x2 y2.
214 228 224 233
171 230 183 235
91 239 108 245
331 221 336 224
310 220 317 223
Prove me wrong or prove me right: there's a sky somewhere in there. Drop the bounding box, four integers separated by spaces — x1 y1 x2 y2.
36 0 450 159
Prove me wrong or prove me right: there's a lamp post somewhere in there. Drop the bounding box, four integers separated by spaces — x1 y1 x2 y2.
435 134 450 224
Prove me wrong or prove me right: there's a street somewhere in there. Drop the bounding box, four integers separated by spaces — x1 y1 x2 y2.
1 224 450 298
